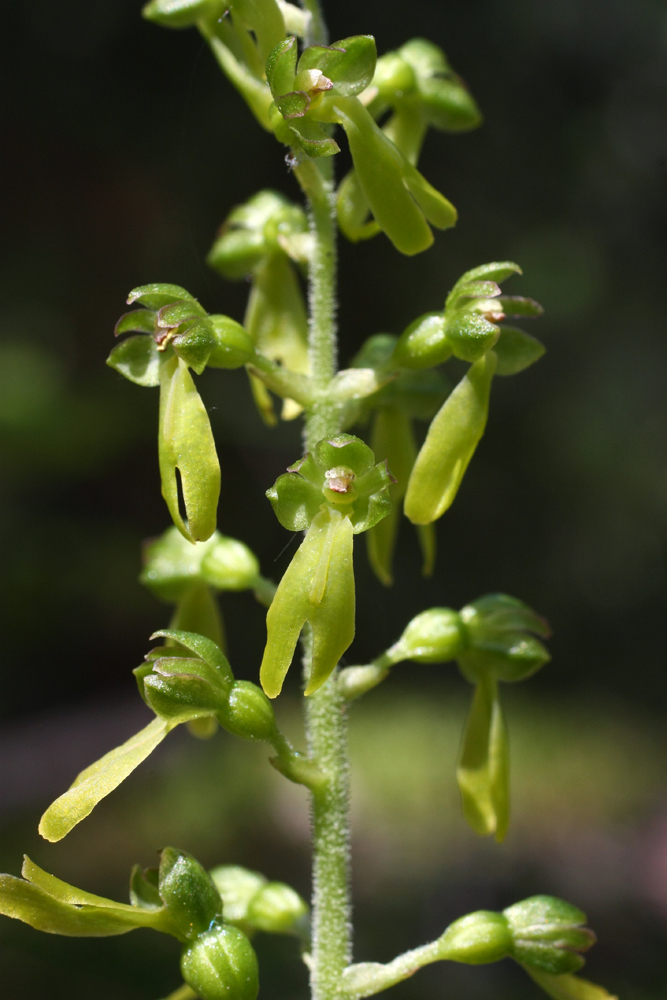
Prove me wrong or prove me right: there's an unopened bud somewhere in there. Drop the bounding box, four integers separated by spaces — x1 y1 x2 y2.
159 848 222 940
246 881 309 935
181 924 259 1000
436 911 512 964
384 608 467 666
218 681 279 743
504 896 596 975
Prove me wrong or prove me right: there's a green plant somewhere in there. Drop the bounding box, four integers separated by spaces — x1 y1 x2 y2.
0 2 618 999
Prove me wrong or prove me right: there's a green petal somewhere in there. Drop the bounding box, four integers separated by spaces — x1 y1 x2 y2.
297 35 377 97
38 718 173 842
493 326 545 376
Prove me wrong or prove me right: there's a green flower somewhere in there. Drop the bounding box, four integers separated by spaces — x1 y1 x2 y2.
261 434 394 698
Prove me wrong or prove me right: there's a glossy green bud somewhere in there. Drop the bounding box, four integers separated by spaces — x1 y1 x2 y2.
458 593 551 684
504 897 596 975
456 675 509 842
246 881 309 935
159 848 223 940
207 191 309 279
138 654 230 724
405 351 496 525
158 354 220 542
383 608 467 665
201 536 261 591
218 681 279 742
261 506 355 698
143 0 226 29
436 911 512 964
181 923 259 1000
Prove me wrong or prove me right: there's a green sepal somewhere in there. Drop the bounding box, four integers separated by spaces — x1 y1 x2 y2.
497 295 544 318
181 923 259 1000
171 319 218 374
275 90 310 118
142 656 230 724
435 911 512 964
260 507 355 698
159 848 223 941
127 283 197 309
207 228 267 279
297 36 377 97
504 897 595 975
456 675 509 842
336 169 380 242
142 0 225 29
371 51 416 104
218 680 279 741
38 717 174 842
129 865 163 910
159 354 220 542
114 309 156 337
494 326 546 376
157 299 208 326
405 351 496 525
266 36 297 97
107 335 161 387
445 312 499 363
267 473 322 531
384 607 467 665
151 628 232 673
208 315 254 369
525 969 617 1000
392 312 450 369
446 262 521 303
0 857 178 937
229 0 286 65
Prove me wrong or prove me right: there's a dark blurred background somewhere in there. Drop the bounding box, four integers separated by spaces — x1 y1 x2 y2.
1 0 667 996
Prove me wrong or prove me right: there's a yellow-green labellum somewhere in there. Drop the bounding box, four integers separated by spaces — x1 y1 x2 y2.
456 675 509 842
159 355 221 542
260 508 355 698
405 351 496 525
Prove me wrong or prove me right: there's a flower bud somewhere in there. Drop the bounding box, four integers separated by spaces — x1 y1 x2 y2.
210 866 267 928
246 881 309 935
384 608 467 666
392 312 450 369
436 911 512 964
201 536 260 591
137 654 230 725
458 593 551 684
503 896 596 975
159 848 222 940
218 681 279 742
181 923 259 1000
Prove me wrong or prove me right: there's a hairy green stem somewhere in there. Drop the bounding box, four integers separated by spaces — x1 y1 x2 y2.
296 149 352 1000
